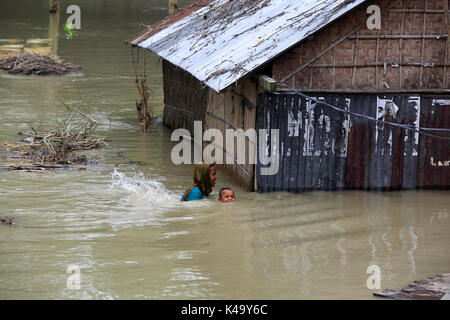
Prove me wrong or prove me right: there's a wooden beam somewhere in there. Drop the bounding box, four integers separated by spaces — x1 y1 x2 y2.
169 0 178 14
230 89 255 109
279 25 361 83
349 34 448 39
420 0 428 88
49 0 58 13
388 9 446 13
259 75 278 92
275 87 450 93
307 62 450 68
279 0 404 84
444 0 450 37
444 0 450 89
352 30 359 87
48 4 60 55
399 0 406 89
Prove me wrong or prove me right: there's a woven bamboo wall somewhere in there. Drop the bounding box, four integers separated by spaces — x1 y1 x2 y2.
205 78 258 191
162 60 208 135
273 0 450 93
162 60 259 190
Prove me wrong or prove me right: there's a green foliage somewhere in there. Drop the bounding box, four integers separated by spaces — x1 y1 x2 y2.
63 23 76 40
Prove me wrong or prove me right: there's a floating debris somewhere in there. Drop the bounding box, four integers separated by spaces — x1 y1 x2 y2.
0 162 87 172
374 273 450 300
1 104 108 171
0 54 80 76
0 217 15 225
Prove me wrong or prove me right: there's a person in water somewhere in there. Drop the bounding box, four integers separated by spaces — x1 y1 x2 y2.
181 162 217 201
218 187 236 203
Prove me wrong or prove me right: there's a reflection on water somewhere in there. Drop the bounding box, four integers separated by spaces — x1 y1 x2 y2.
1 0 450 300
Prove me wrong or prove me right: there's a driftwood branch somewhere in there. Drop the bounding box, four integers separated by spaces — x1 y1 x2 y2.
0 54 80 75
0 217 15 225
2 106 107 171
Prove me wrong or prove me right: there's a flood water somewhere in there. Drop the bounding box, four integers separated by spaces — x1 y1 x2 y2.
1 0 449 300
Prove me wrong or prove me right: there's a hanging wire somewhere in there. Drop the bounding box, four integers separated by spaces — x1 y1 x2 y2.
275 81 450 141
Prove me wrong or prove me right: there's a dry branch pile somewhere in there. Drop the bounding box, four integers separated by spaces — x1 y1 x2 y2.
0 54 80 76
1 105 107 172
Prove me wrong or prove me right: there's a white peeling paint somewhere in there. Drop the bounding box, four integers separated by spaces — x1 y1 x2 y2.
409 96 420 157
376 97 399 156
338 98 351 158
430 157 450 167
266 110 271 157
133 0 367 92
303 97 325 157
432 99 450 105
287 110 301 137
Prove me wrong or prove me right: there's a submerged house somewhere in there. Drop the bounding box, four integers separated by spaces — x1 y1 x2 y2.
127 0 450 192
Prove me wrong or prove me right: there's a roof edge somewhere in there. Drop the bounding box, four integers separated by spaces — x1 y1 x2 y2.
125 0 214 46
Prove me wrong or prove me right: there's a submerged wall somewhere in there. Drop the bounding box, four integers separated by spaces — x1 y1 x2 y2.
162 59 258 191
205 78 258 191
162 60 208 135
257 92 450 192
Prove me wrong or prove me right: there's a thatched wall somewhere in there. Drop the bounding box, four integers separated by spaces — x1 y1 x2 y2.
162 59 259 190
162 60 208 135
273 0 450 93
205 78 258 191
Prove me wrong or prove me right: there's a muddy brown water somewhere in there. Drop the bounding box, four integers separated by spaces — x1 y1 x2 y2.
0 0 449 299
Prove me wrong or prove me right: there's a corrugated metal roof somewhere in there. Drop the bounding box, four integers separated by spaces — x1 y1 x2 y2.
130 0 367 93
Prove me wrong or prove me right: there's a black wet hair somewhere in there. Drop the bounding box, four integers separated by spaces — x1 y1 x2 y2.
218 187 233 199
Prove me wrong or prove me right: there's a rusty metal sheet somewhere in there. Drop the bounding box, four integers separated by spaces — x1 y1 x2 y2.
256 92 450 193
419 97 450 188
129 0 366 93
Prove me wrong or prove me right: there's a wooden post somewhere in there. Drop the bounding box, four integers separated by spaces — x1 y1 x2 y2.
49 0 59 14
169 0 178 14
444 0 450 36
444 0 450 89
259 75 278 92
48 3 60 55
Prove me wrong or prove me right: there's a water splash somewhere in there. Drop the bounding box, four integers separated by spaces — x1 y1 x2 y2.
110 169 210 214
111 169 180 210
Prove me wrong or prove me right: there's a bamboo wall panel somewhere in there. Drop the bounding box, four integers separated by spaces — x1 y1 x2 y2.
205 78 258 191
162 60 208 135
273 0 450 93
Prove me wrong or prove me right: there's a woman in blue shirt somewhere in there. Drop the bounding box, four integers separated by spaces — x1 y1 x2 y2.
181 162 217 201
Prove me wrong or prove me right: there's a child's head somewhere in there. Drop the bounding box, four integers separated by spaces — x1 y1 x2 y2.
218 187 236 202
